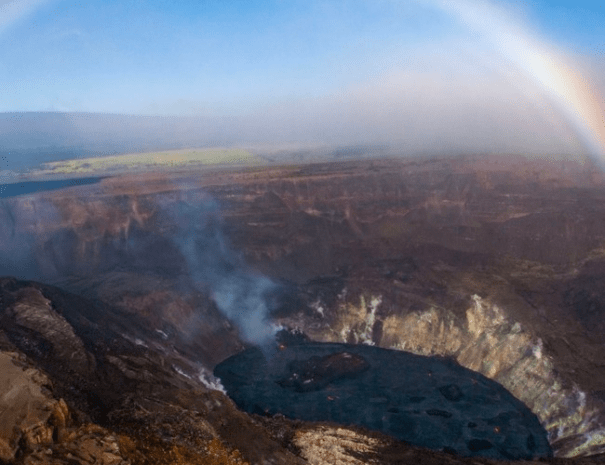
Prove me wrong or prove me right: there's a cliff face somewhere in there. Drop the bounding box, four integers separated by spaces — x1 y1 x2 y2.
1 155 605 463
0 277 304 465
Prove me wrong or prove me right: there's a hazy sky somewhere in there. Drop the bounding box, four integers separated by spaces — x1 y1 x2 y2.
1 0 604 157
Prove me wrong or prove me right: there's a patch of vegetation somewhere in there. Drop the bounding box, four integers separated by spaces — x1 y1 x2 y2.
35 148 263 176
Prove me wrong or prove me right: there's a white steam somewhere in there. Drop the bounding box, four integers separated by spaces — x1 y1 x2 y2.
166 190 277 346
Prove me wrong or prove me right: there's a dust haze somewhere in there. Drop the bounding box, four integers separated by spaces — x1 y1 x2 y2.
1 45 602 174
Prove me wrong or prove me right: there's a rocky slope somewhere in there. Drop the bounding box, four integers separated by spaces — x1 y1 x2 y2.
1 154 605 463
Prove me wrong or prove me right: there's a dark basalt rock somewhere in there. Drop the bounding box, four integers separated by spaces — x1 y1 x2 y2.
468 439 494 451
215 342 553 461
276 351 369 392
426 409 453 418
439 384 464 402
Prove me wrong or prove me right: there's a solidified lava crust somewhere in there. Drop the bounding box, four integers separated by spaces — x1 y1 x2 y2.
214 341 553 461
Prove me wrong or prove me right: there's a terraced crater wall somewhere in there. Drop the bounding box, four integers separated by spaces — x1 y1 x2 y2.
1 156 605 458
281 292 605 457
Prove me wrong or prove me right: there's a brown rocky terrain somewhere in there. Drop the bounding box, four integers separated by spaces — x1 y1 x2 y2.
2 154 605 464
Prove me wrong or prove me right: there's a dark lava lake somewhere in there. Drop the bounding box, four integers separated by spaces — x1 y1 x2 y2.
214 342 552 461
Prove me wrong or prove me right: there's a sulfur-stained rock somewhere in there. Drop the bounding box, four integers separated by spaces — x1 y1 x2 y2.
22 424 131 465
50 398 72 443
53 425 130 465
0 351 58 462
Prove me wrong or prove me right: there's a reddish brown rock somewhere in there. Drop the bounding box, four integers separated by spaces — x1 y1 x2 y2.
2 155 605 463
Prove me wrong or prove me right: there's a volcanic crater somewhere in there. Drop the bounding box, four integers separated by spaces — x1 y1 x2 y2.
1 155 605 464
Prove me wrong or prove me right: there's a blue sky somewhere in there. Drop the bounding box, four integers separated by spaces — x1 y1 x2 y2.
0 0 604 156
0 0 600 115
1 0 459 114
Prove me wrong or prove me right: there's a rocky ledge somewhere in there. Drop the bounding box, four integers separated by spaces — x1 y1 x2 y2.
1 276 605 465
1 155 605 463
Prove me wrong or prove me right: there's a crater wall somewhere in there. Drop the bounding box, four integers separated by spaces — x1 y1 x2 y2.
1 156 605 458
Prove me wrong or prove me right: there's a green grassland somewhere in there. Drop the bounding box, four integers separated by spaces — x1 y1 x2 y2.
35 148 263 176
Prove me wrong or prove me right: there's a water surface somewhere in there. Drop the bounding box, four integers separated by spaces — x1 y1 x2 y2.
0 177 103 199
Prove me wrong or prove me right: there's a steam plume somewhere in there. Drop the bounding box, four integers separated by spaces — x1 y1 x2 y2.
165 190 277 345
0 187 278 346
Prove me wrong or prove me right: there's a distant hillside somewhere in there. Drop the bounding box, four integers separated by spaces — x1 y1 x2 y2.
0 112 237 171
0 112 397 174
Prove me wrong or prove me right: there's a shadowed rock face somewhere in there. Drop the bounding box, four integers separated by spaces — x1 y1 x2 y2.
0 277 304 465
215 342 552 461
2 155 605 463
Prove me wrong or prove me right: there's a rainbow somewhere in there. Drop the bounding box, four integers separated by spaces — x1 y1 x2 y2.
428 0 605 162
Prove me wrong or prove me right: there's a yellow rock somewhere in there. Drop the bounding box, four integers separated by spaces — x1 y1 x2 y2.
0 352 58 462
